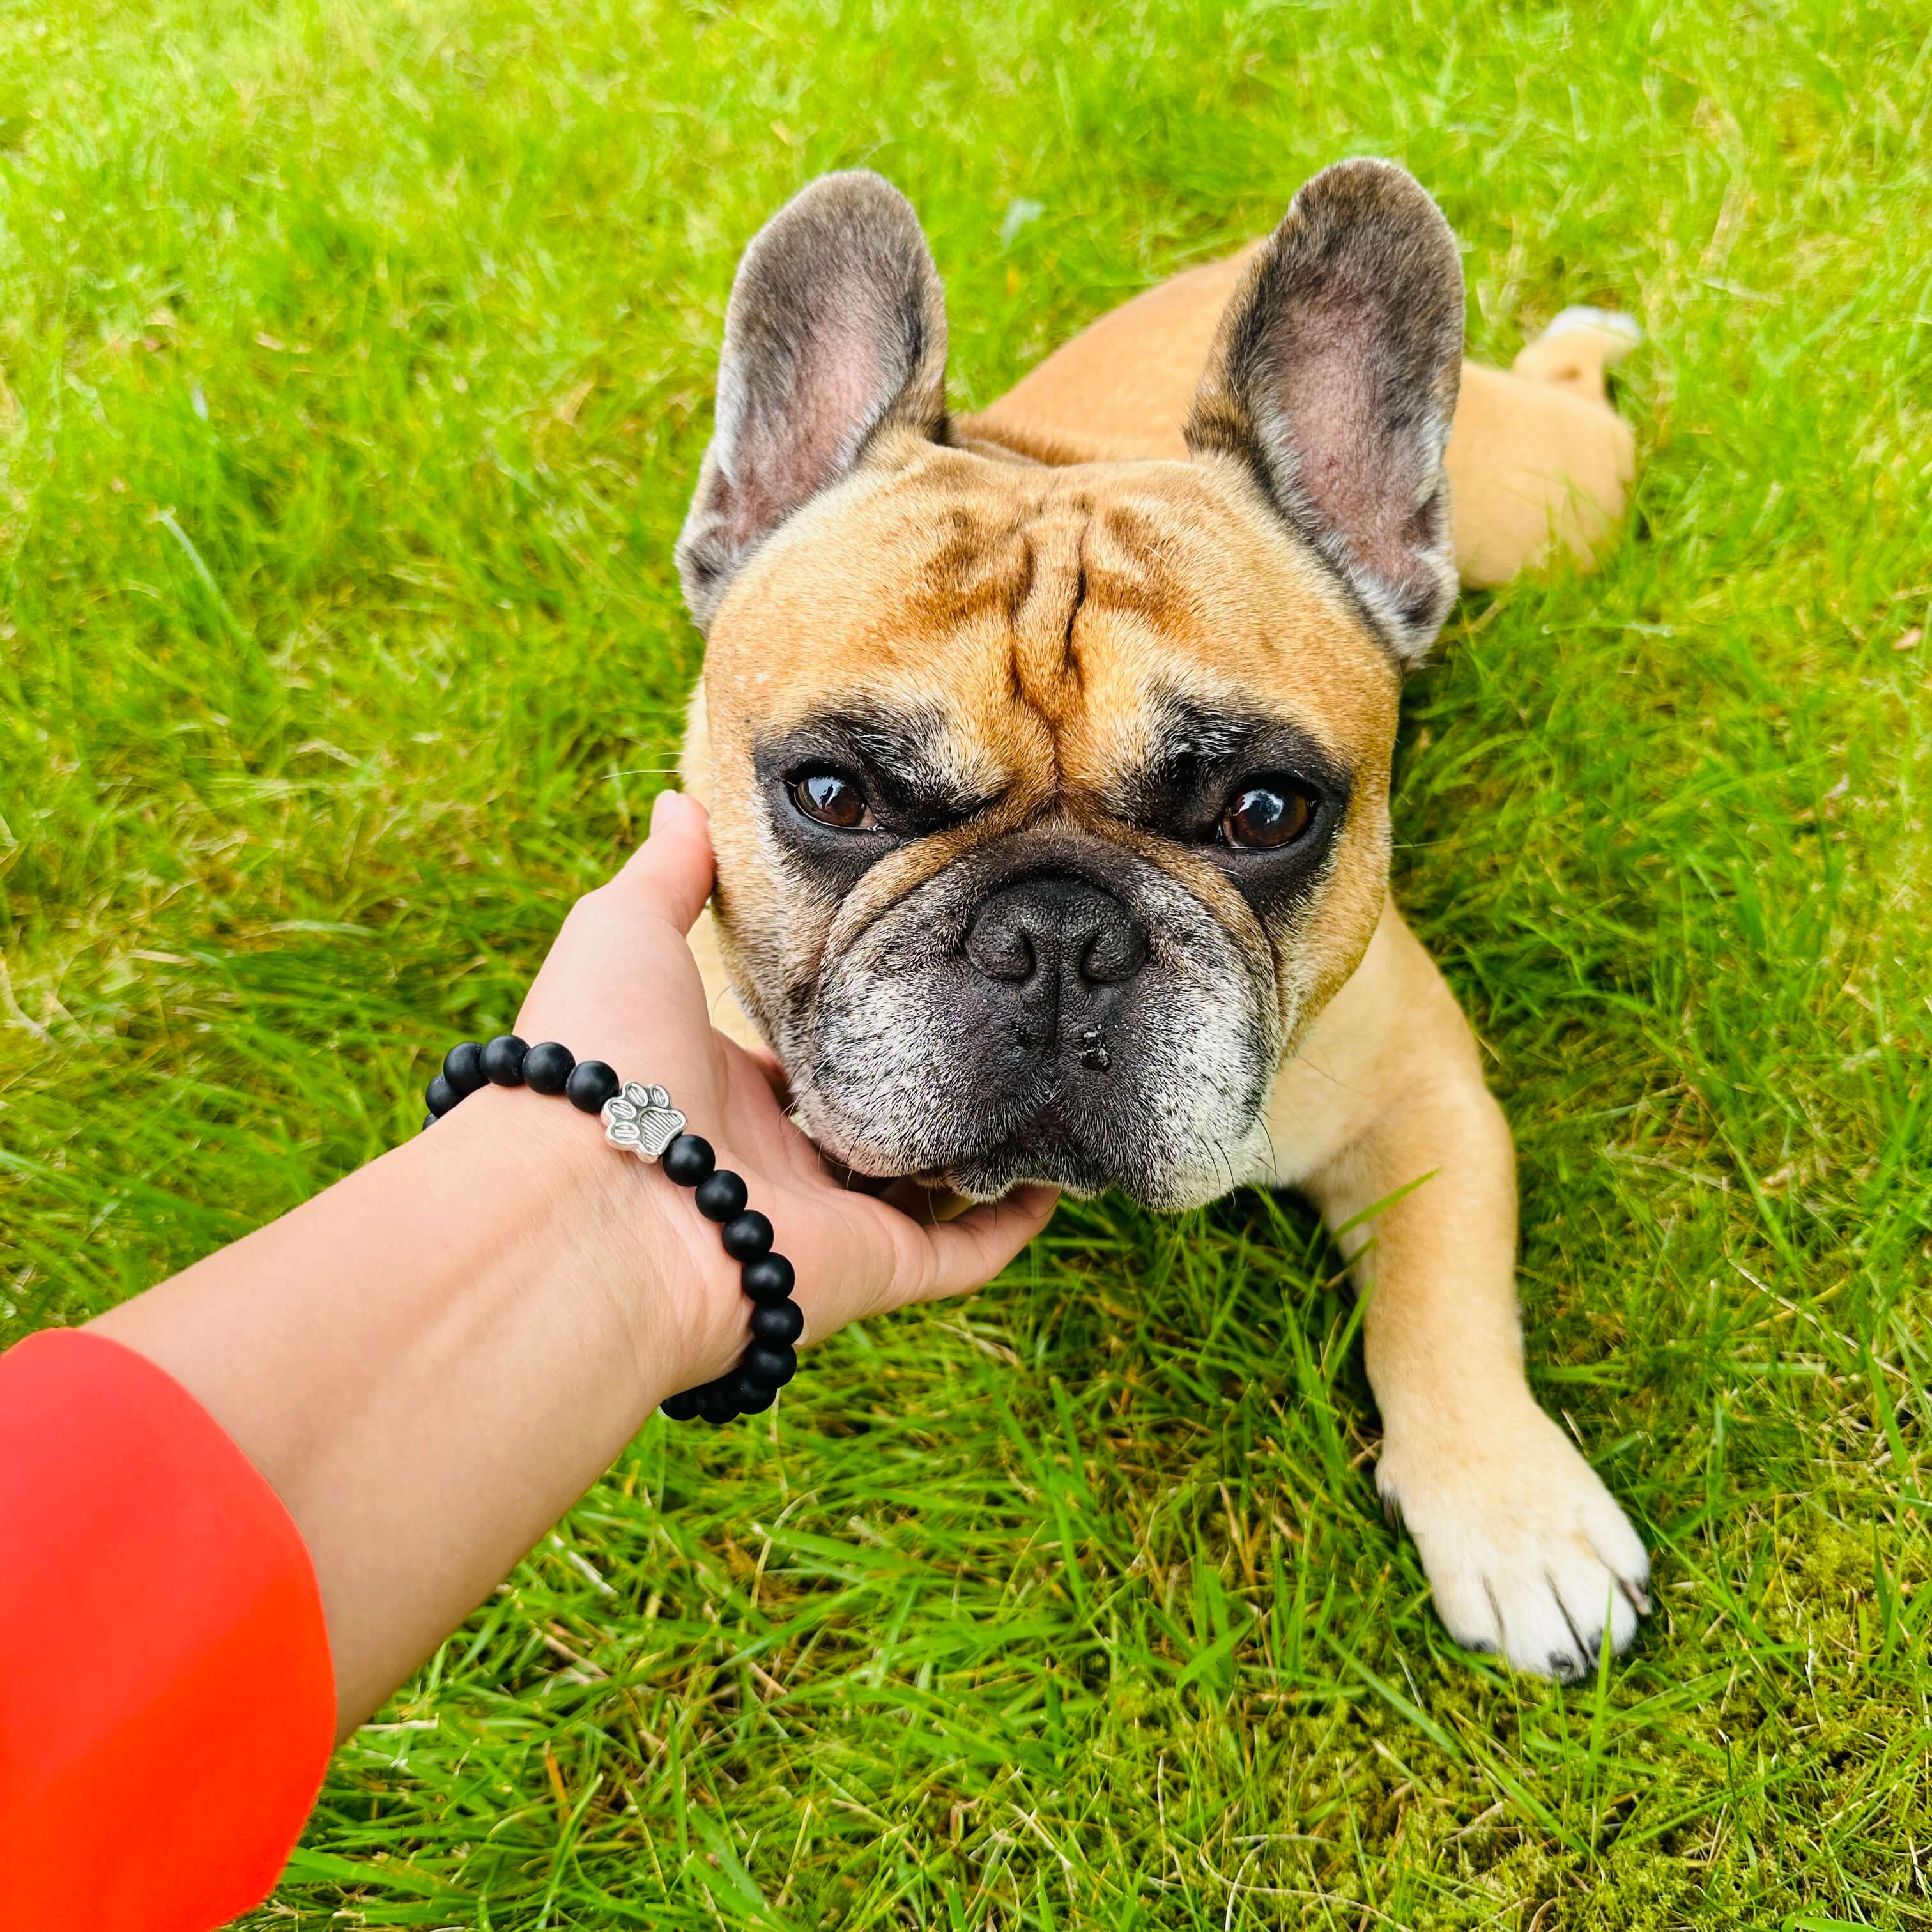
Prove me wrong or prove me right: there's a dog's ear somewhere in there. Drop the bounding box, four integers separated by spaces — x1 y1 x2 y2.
676 171 948 629
1186 159 1464 668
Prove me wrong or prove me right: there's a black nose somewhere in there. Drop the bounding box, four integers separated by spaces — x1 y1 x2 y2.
965 877 1149 991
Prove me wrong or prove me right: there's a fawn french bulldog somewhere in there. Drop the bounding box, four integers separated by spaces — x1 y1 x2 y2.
671 161 1648 1677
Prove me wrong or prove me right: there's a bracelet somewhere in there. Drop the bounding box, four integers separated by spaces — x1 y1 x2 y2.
421 1036 802 1426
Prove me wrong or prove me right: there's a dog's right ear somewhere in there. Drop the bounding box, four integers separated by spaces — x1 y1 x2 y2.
675 172 949 629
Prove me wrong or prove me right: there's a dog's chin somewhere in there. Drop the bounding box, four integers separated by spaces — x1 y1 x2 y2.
933 1141 1115 1206
940 1143 1250 1212
808 1106 1252 1214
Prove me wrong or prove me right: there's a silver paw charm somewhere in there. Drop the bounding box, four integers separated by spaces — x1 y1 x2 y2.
601 1082 687 1162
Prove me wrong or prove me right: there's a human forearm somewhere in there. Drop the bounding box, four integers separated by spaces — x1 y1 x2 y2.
92 1084 709 1737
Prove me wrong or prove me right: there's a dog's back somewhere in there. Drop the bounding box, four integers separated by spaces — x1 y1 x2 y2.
960 245 1637 586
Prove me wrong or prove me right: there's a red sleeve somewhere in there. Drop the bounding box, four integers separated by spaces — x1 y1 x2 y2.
0 1328 335 1932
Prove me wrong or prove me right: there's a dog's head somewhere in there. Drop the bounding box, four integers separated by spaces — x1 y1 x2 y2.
675 162 1463 1209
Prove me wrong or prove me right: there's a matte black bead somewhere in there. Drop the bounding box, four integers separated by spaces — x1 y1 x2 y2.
750 1300 804 1346
744 1341 797 1389
695 1383 737 1424
425 1073 459 1117
720 1209 773 1261
662 1134 715 1186
661 1390 700 1422
694 1169 748 1222
443 1041 488 1097
741 1253 796 1305
524 1041 575 1095
730 1370 778 1413
566 1060 620 1113
421 1114 436 1133
482 1034 529 1086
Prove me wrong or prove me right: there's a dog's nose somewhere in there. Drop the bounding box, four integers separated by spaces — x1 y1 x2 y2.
964 877 1149 991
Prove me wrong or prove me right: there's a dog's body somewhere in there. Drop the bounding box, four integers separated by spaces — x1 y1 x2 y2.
673 165 1649 1676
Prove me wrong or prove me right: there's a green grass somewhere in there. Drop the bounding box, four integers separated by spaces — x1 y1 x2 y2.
3 0 1929 1924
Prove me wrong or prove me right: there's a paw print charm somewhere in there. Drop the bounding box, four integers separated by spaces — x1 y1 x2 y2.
601 1082 687 1163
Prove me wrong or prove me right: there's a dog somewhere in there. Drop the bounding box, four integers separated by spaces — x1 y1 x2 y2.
670 161 1649 1678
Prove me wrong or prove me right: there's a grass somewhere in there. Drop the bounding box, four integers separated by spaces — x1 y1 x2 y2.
3 0 1929 1924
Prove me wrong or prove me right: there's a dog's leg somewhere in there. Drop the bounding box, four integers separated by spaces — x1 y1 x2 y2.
1269 905 1650 1678
1445 314 1641 589
1510 308 1644 406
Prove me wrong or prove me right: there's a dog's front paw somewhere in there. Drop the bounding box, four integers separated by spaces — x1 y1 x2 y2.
1377 1403 1649 1680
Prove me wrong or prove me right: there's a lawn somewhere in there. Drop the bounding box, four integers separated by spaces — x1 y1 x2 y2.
3 0 1929 1924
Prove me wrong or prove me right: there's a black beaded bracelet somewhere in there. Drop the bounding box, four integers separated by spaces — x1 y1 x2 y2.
422 1034 802 1425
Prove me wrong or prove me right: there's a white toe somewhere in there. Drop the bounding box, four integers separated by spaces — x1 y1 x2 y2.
1540 304 1645 352
1545 1543 1638 1663
1491 1565 1575 1676
1423 1547 1505 1655
1583 1485 1652 1602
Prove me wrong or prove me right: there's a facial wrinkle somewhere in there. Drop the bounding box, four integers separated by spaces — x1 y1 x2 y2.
1006 499 1093 793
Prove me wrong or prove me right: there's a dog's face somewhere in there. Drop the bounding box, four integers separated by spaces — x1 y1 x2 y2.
677 164 1464 1209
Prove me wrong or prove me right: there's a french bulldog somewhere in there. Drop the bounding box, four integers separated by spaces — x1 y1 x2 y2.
670 160 1649 1678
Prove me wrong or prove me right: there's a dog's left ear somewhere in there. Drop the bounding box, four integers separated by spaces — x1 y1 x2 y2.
676 171 949 629
1186 159 1465 668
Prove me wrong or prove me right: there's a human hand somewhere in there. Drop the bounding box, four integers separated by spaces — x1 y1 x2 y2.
502 790 1057 1396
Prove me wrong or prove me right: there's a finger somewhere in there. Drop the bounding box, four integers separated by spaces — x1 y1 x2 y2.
904 1185 1059 1304
606 790 716 935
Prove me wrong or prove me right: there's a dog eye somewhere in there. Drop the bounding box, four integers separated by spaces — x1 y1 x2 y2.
790 770 877 831
1220 783 1314 850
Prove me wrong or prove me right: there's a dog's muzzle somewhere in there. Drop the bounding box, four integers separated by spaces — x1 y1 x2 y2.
793 838 1278 1208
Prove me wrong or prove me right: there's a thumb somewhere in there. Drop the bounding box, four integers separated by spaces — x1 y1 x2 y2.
610 790 716 934
905 1184 1060 1305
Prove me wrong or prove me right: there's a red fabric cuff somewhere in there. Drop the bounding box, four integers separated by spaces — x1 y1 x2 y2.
0 1328 335 1932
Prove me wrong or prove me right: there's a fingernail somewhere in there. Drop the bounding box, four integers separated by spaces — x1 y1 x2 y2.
651 789 702 839
652 789 709 839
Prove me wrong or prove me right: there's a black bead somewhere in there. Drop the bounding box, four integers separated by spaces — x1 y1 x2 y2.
750 1300 804 1346
443 1041 488 1097
695 1383 737 1424
661 1390 700 1422
482 1034 529 1085
744 1341 797 1389
694 1169 748 1222
662 1134 715 1186
565 1060 620 1112
720 1210 773 1261
524 1041 575 1095
741 1253 796 1305
730 1370 778 1413
425 1072 459 1117
421 1114 436 1133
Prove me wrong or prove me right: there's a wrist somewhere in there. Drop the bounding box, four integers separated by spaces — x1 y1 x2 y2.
429 1084 746 1407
